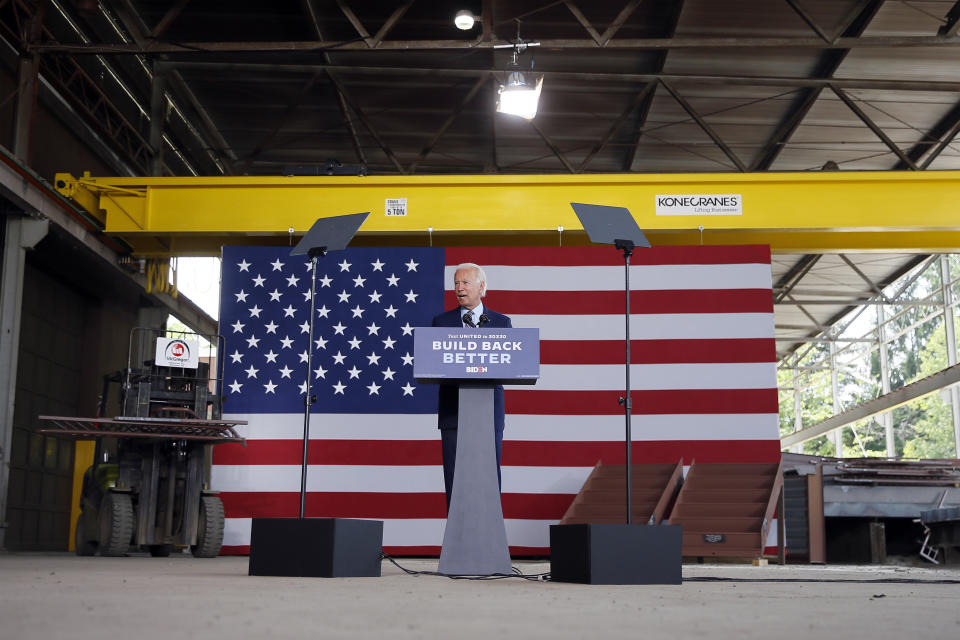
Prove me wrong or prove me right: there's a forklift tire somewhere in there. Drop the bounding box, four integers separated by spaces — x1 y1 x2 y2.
74 514 97 556
98 493 134 557
191 495 225 558
148 544 173 557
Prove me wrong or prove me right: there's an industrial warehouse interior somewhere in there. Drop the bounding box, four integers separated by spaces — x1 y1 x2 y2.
1 1 960 638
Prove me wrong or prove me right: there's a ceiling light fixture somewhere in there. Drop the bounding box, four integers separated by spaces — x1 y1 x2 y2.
454 10 477 30
495 32 543 120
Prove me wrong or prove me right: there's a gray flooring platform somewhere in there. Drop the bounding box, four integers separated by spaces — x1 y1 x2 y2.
2 553 959 639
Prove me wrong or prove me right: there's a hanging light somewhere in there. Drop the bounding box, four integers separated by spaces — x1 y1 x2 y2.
495 35 543 120
497 71 543 120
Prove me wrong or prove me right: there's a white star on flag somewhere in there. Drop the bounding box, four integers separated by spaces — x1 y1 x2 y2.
237 259 251 272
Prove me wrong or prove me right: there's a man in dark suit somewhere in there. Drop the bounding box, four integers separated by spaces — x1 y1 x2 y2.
431 262 512 512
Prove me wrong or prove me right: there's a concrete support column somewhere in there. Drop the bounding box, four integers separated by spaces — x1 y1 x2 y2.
940 256 960 457
829 338 843 457
877 303 895 457
0 215 49 549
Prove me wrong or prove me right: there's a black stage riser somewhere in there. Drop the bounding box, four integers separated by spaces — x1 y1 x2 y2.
248 518 383 578
550 523 682 585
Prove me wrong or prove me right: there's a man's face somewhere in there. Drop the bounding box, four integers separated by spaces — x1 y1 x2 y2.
454 267 484 310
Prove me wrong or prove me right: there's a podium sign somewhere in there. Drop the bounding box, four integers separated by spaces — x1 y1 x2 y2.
414 326 539 575
413 327 539 384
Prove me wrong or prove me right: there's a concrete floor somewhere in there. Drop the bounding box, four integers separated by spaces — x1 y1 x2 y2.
1 553 958 639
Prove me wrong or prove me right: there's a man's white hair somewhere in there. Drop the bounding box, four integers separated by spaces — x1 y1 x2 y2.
454 262 487 296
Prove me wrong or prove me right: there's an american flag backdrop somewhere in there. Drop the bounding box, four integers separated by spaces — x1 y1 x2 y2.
213 245 781 555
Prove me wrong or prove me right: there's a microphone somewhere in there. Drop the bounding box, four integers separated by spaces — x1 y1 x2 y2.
478 314 490 327
462 313 476 328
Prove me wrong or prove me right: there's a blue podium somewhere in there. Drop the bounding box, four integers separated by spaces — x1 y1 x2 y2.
414 327 539 575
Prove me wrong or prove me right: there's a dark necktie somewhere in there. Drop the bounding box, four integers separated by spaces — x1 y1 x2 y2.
462 313 476 328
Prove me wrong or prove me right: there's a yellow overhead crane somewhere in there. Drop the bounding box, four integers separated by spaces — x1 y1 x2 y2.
54 171 960 257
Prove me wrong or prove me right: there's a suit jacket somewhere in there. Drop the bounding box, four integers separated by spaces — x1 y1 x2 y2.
431 307 512 430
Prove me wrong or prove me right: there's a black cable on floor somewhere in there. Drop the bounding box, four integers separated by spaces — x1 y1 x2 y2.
381 553 551 581
685 576 960 584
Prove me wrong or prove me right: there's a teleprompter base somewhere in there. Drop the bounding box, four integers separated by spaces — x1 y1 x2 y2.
248 518 383 578
550 523 682 585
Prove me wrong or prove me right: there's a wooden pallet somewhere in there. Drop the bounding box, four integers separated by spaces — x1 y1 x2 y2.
559 460 683 525
668 460 783 559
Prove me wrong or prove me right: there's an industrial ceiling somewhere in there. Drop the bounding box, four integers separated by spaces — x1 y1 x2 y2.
3 0 960 359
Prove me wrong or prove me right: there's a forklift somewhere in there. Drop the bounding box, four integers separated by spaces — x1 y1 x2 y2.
40 328 245 557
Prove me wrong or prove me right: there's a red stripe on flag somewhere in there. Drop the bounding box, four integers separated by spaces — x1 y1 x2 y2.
214 438 781 466
445 245 771 266
446 289 773 314
506 388 780 415
220 491 575 519
541 338 776 364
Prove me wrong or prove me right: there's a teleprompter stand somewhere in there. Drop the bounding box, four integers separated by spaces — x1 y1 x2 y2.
248 212 384 578
413 327 540 575
546 203 681 585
